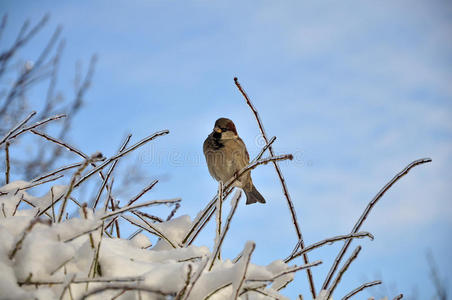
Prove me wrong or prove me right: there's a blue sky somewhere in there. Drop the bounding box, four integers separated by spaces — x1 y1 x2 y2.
2 0 452 299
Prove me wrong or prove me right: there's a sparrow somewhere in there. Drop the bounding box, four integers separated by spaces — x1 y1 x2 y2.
203 117 266 205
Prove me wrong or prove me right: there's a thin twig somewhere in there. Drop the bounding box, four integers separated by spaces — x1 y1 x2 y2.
7 114 66 141
341 280 382 300
19 276 144 285
234 77 316 298
31 129 88 158
57 153 104 222
208 190 241 271
4 141 10 183
94 134 131 210
0 111 36 146
126 180 159 206
89 222 104 278
50 187 56 222
78 284 174 300
16 174 63 192
321 158 432 290
50 257 74 276
130 212 178 248
135 211 163 223
214 181 223 260
251 136 276 163
19 196 52 219
127 229 143 240
175 264 193 300
12 194 24 216
326 246 362 299
108 180 121 238
181 256 209 300
121 215 159 237
204 283 232 300
64 223 103 243
166 202 180 221
59 274 76 300
393 294 404 300
9 218 50 259
100 198 181 220
248 260 322 283
233 241 256 300
74 130 169 189
284 232 373 263
31 162 83 183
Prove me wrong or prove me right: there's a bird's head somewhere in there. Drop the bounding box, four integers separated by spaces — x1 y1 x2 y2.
212 118 238 140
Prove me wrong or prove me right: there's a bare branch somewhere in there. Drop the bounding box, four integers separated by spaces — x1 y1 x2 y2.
127 229 143 240
93 134 131 210
7 113 66 141
175 264 193 300
341 280 382 300
100 198 181 221
19 276 144 285
4 141 10 183
74 130 169 188
326 246 362 299
57 153 104 222
284 232 373 263
12 194 24 216
166 202 180 221
234 77 316 297
17 174 63 191
31 162 83 182
252 136 276 163
31 129 88 158
63 223 103 243
78 284 174 300
208 190 241 271
181 257 209 300
0 111 36 146
233 241 256 300
130 212 178 248
214 181 223 259
134 211 163 223
322 158 432 290
126 179 159 206
9 218 50 259
0 14 49 76
247 260 323 283
58 274 76 300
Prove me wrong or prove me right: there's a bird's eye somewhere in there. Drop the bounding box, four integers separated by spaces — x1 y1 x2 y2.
221 127 228 132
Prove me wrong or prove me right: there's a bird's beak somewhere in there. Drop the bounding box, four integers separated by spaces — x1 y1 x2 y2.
214 127 222 133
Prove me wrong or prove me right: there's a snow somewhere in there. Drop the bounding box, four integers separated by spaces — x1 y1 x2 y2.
0 181 298 300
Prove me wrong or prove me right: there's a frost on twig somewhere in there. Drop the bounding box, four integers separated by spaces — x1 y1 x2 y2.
325 245 362 299
234 76 316 298
94 134 131 210
57 152 104 222
321 158 432 291
284 231 373 263
341 280 382 300
208 190 242 271
232 241 256 299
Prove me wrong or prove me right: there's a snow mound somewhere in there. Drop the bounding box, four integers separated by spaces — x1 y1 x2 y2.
0 182 295 300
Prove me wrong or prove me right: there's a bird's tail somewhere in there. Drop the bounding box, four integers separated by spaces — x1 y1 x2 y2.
244 185 266 205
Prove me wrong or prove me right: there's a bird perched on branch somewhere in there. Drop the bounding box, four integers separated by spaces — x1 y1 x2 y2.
203 118 266 205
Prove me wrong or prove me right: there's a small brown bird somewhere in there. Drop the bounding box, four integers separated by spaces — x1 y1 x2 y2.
203 118 266 205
